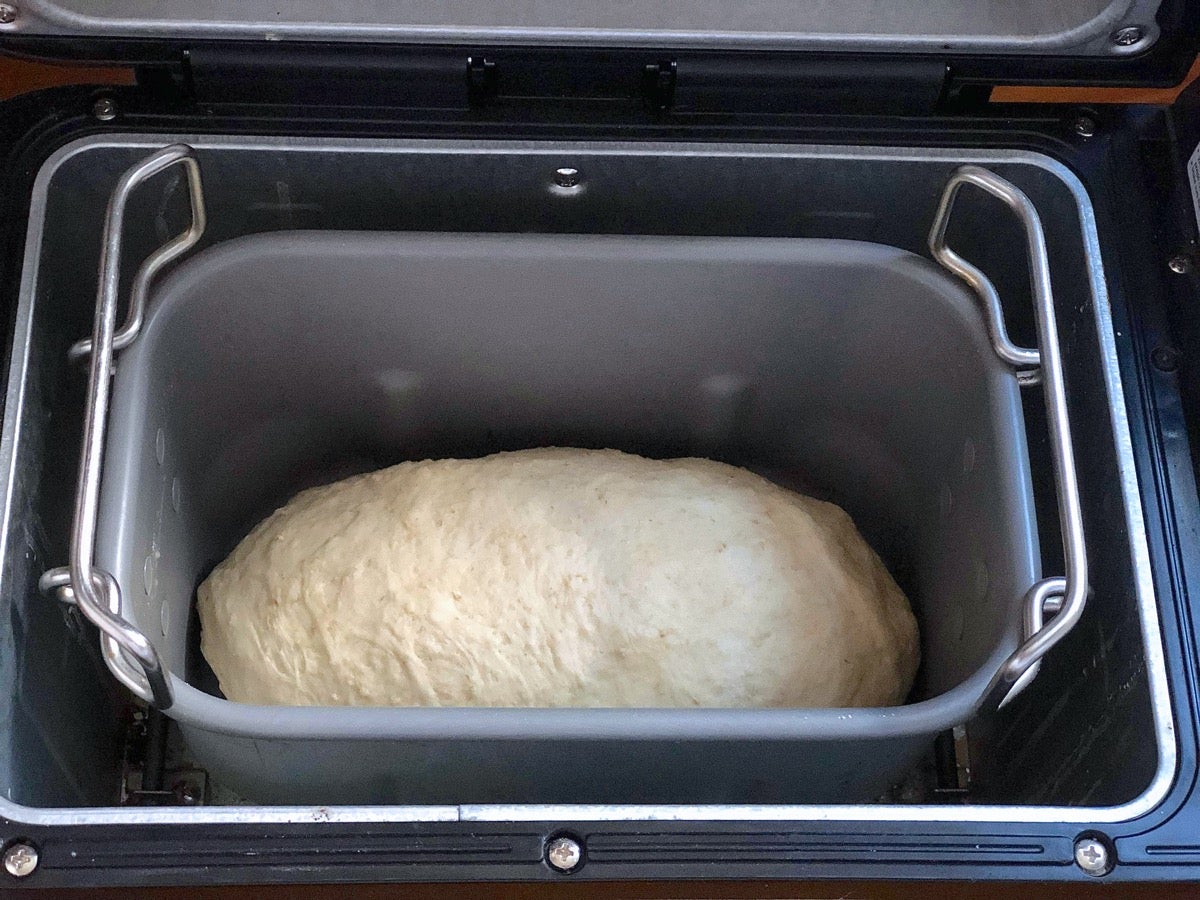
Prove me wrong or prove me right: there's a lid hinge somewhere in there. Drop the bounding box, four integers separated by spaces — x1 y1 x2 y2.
185 46 473 109
671 56 949 116
180 46 949 118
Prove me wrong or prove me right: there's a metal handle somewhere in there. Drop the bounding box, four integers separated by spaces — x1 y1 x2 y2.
68 149 207 364
929 165 1089 710
39 144 207 709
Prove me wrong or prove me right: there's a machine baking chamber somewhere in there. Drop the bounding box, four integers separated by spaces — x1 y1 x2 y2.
0 137 1174 826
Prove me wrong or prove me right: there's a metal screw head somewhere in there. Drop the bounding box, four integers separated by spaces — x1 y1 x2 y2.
92 97 118 121
553 167 581 189
0 3 17 24
1074 836 1112 877
545 835 583 872
1169 254 1192 274
1111 25 1145 47
3 842 38 878
1072 116 1097 139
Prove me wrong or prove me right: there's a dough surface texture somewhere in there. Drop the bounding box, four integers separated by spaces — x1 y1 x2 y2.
198 448 919 708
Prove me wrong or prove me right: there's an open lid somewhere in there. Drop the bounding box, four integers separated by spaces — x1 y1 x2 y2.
0 0 1195 87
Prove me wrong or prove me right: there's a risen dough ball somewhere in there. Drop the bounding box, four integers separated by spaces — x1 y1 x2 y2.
198 449 919 708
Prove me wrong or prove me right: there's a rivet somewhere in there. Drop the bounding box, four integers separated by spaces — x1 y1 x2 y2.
92 97 118 121
1072 116 1097 139
553 167 581 189
1151 345 1181 373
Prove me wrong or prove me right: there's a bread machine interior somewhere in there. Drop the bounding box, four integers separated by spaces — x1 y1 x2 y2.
1 137 1169 816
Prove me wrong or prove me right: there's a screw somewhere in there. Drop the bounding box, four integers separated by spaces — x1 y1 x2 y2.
1111 26 1145 47
92 97 118 121
1074 836 1113 877
1072 116 1097 139
3 842 38 879
0 4 16 24
1152 345 1181 373
553 167 581 189
1169 254 1192 274
545 835 584 873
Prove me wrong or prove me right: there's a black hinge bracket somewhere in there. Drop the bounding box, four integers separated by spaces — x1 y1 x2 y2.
641 60 678 112
467 55 499 107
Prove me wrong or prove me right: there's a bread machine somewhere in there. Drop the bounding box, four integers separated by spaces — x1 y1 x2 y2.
1 0 1200 888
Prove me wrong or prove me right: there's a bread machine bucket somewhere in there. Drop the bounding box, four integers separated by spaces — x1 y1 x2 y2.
40 144 1077 805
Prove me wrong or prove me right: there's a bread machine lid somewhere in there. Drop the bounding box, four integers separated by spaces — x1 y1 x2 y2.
0 0 1172 57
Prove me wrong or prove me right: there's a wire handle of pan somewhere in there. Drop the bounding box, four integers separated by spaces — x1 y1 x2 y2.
35 149 1082 716
39 144 207 710
929 165 1088 710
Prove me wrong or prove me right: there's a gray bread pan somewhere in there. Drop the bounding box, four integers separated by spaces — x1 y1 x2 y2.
96 232 1038 804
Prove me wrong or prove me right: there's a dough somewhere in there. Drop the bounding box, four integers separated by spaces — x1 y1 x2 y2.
198 449 919 708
